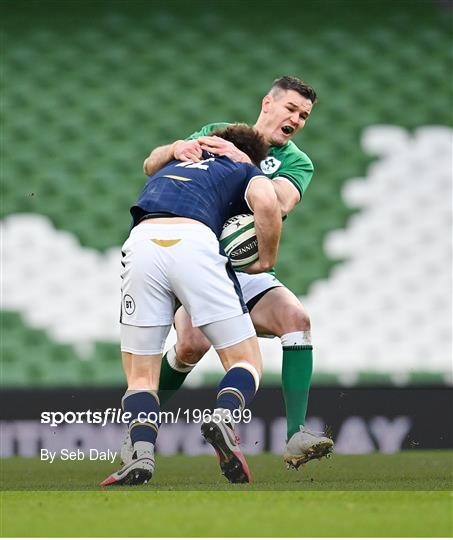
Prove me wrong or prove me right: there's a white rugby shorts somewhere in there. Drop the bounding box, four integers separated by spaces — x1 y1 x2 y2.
236 271 284 305
120 222 247 328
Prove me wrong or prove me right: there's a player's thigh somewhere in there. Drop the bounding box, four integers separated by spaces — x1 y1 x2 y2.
249 285 310 336
174 306 211 361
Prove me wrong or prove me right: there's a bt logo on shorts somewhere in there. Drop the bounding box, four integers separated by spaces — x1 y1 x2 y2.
123 294 135 315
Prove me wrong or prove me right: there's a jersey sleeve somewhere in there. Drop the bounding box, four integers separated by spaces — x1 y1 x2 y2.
186 122 230 140
247 163 266 179
243 164 267 212
273 144 314 198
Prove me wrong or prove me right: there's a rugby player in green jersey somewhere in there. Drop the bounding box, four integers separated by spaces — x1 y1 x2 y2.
124 76 333 475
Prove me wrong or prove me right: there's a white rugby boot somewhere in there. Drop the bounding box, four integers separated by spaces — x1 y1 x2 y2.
100 444 155 486
201 408 252 484
120 432 134 465
284 426 334 470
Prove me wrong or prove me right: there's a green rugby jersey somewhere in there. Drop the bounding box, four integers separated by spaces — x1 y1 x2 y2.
187 122 314 199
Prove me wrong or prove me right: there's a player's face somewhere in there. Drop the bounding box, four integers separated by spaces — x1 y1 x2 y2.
261 90 313 146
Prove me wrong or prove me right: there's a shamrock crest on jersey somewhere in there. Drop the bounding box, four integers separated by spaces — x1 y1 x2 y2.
260 156 282 174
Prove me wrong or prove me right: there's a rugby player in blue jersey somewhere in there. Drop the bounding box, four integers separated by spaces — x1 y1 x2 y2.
101 124 281 486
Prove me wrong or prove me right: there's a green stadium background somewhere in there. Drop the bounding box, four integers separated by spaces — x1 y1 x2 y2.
2 0 451 393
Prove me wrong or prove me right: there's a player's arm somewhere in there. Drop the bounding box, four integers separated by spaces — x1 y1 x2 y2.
143 140 203 175
197 135 252 164
271 177 301 216
270 148 314 215
143 124 226 176
142 135 249 175
143 123 232 175
244 176 282 274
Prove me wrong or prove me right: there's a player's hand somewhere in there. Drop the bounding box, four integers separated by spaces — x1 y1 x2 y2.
197 136 252 163
173 140 203 162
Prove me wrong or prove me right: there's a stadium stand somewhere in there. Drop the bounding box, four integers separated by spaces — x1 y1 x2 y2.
1 0 451 387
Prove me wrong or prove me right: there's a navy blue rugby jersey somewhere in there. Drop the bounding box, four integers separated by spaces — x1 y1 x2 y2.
131 153 263 238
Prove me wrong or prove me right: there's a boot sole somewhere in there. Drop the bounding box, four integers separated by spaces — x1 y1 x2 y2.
201 421 251 484
284 441 333 470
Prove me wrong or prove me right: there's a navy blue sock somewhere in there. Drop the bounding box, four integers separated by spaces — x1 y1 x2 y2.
216 364 258 413
122 390 160 447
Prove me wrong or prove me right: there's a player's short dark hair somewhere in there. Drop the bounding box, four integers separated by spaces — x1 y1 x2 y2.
211 123 268 166
270 75 317 103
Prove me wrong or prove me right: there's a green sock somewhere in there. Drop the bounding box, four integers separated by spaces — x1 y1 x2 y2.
281 345 313 440
158 348 192 405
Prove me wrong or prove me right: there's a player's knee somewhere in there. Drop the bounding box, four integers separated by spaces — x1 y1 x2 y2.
176 338 210 365
281 305 311 332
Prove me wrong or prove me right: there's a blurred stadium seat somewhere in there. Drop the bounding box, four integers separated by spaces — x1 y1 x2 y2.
1 0 451 387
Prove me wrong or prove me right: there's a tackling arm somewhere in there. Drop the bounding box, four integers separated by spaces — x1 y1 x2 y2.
197 136 252 164
245 176 282 273
271 177 301 216
143 135 253 176
143 140 203 175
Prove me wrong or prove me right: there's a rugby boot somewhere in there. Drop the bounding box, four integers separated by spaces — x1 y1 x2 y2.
120 432 134 465
201 408 251 484
284 426 334 470
100 448 155 486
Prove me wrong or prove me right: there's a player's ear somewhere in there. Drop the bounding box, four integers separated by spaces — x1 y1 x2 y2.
262 94 272 113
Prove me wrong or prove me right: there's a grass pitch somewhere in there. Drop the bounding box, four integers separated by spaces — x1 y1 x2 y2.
1 452 452 537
